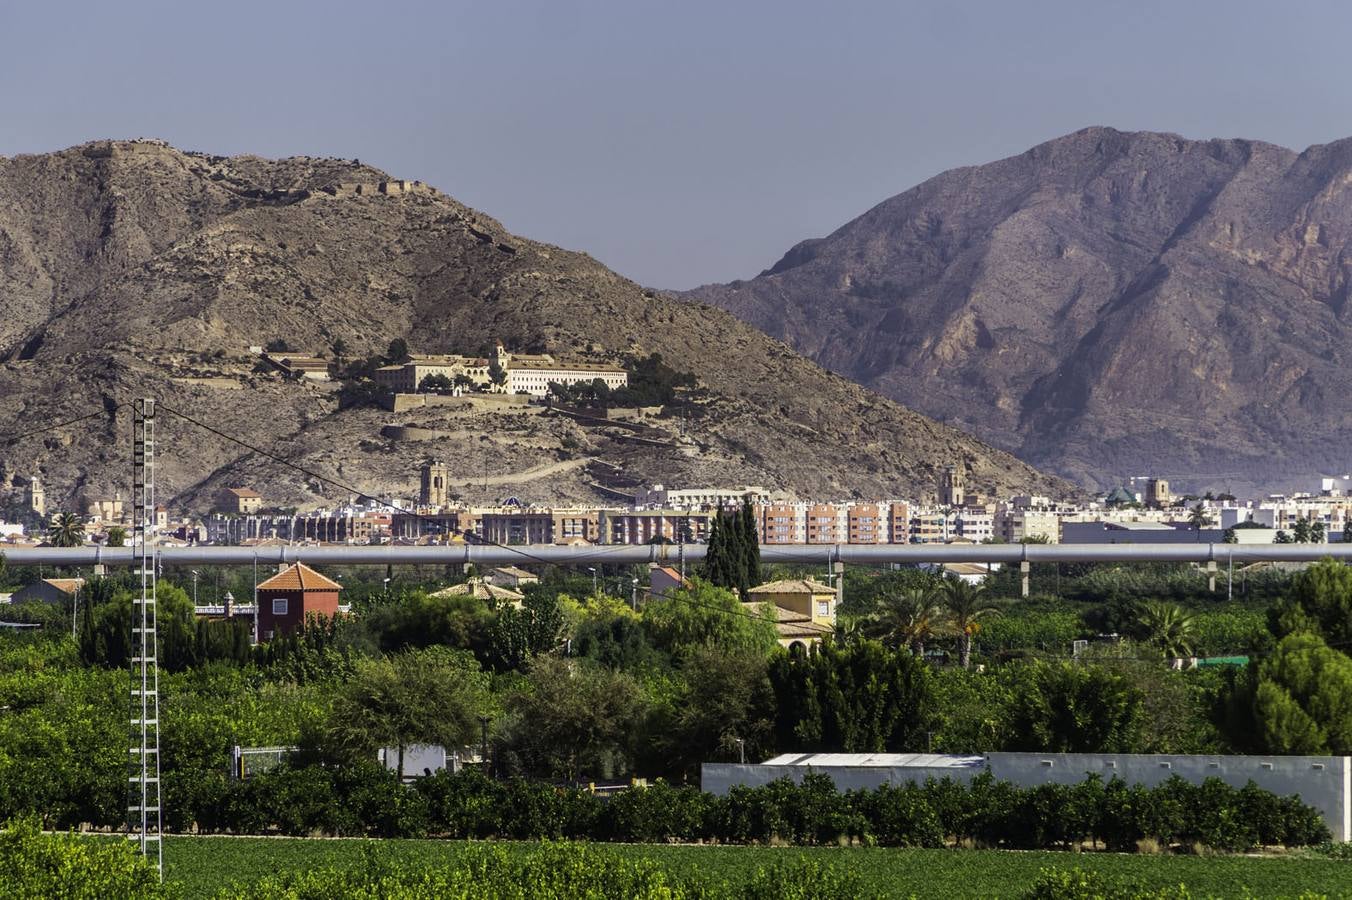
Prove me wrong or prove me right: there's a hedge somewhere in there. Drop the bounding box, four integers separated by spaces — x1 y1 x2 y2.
164 765 1328 852
0 816 168 899
212 842 877 900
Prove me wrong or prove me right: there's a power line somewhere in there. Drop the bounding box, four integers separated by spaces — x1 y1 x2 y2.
0 403 123 446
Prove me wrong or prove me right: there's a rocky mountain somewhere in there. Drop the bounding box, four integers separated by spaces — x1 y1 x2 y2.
0 140 1067 515
685 127 1352 494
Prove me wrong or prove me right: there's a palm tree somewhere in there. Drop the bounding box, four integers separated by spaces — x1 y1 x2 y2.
940 575 1002 669
1136 600 1197 659
1188 503 1212 541
46 512 85 548
865 587 945 657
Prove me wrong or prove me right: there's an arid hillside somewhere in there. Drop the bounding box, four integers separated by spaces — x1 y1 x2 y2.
687 127 1352 494
0 140 1068 514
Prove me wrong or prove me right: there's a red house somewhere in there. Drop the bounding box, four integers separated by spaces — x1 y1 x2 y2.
256 563 343 640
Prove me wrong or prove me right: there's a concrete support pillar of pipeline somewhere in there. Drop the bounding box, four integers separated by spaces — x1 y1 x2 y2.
1206 559 1217 592
1020 560 1030 598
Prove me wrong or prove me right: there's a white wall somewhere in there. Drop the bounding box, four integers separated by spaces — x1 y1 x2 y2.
701 752 1351 841
700 762 983 795
986 753 1349 842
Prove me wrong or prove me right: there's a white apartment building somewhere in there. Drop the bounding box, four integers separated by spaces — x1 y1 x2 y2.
506 362 628 397
954 509 995 542
636 485 770 509
994 506 1061 544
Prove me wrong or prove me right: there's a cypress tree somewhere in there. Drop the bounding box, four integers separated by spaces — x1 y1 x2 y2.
739 498 761 592
702 513 726 588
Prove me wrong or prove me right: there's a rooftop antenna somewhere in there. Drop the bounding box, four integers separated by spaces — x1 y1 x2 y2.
128 398 162 878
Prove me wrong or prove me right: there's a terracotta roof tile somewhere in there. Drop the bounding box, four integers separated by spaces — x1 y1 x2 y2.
748 579 836 595
256 563 343 592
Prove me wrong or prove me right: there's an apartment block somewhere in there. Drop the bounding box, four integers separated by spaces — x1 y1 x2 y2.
846 503 884 544
759 503 805 544
805 503 845 544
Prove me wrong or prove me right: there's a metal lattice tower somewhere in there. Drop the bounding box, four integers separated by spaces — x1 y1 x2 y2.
128 398 162 877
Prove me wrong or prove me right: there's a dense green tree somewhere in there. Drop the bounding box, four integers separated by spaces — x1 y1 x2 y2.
739 499 761 593
359 591 493 658
488 592 565 670
417 373 455 394
641 579 778 658
327 647 494 779
503 657 645 780
649 646 776 779
44 513 84 548
487 360 507 388
941 576 1000 668
384 338 411 365
1003 661 1143 753
1268 558 1352 646
104 526 126 548
1293 517 1312 544
1217 632 1352 755
701 501 761 599
769 640 937 752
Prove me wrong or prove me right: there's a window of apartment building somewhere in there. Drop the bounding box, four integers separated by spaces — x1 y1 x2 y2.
272 598 288 616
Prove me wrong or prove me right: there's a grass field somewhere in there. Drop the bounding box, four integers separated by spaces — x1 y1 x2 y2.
159 836 1352 898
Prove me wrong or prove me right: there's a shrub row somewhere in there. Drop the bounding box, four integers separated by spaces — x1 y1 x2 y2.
213 843 875 900
0 817 168 900
168 765 1329 852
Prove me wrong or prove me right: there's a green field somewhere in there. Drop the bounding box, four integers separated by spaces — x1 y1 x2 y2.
159 837 1352 899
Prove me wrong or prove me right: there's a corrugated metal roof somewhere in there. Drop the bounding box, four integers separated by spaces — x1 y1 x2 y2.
760 753 985 769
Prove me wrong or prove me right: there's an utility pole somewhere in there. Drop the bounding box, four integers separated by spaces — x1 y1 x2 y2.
128 398 162 879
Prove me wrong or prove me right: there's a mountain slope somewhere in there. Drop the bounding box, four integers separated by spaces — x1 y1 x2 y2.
0 140 1068 514
685 127 1352 493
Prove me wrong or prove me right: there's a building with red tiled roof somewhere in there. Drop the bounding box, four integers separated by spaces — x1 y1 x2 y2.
256 563 342 640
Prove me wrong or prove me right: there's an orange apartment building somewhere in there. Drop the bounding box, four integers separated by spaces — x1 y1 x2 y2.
846 503 884 544
805 503 843 544
758 503 802 544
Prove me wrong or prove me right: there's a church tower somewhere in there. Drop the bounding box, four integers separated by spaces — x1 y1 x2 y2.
939 462 966 507
419 462 449 508
25 476 45 518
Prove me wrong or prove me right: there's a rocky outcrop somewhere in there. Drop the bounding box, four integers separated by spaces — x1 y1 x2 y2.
685 127 1352 494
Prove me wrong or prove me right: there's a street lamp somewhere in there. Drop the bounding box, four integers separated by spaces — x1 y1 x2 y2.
735 737 745 764
631 577 638 611
479 715 491 774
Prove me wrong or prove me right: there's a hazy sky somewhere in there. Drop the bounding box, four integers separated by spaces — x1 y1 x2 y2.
3 0 1351 288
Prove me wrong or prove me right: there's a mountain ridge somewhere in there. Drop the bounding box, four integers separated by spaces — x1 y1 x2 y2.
684 126 1352 494
0 139 1069 515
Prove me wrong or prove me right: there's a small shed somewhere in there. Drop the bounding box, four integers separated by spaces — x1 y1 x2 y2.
256 563 342 640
